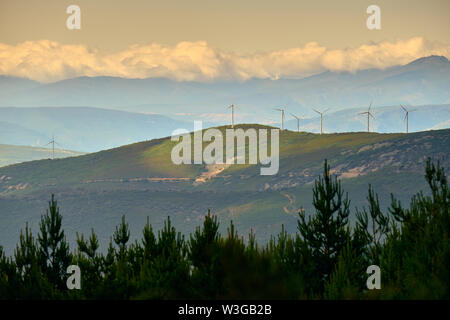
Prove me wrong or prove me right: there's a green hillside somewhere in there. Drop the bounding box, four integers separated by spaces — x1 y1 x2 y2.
0 144 85 168
0 125 421 190
0 125 448 254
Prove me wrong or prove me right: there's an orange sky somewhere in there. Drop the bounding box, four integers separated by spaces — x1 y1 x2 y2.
0 0 449 82
1 0 448 53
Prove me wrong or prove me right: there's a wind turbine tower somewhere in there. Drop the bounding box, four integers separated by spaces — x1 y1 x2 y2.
274 108 285 130
227 104 236 128
290 113 303 132
358 102 375 132
45 133 61 160
400 105 416 133
312 108 329 135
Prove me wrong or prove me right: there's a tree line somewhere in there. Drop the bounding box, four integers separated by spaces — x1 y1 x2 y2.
0 159 448 299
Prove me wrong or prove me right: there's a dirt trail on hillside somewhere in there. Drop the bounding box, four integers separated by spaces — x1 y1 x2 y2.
194 159 236 184
281 191 296 214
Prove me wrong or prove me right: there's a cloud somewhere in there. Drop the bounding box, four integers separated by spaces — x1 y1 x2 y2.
0 37 449 83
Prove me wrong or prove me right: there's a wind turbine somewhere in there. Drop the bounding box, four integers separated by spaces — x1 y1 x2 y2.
45 133 61 160
400 105 416 133
358 102 375 132
274 107 285 130
290 113 303 132
227 103 237 128
312 108 329 134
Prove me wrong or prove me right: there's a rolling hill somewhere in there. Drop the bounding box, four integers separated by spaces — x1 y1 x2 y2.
0 125 448 254
0 144 85 168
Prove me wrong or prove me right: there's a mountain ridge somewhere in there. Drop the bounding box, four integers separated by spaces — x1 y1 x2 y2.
0 55 448 122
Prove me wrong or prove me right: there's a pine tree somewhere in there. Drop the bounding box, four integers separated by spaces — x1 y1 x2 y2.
297 159 351 292
142 216 157 262
37 194 71 290
0 246 8 298
112 215 136 298
385 158 449 298
15 223 53 298
136 216 189 299
355 184 390 264
189 210 221 269
188 210 222 298
75 229 102 297
113 215 130 259
324 240 363 300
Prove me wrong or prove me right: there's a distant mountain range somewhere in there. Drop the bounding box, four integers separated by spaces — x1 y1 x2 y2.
0 55 449 124
0 104 448 153
0 107 195 152
0 144 84 168
0 126 448 254
286 104 450 133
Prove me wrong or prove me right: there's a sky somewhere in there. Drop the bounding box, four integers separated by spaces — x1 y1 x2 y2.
0 0 449 82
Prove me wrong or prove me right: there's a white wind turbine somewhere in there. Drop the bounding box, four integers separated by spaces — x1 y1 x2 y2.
312 108 329 135
274 107 285 130
45 133 62 160
227 103 237 128
400 105 416 133
358 102 375 132
290 113 304 132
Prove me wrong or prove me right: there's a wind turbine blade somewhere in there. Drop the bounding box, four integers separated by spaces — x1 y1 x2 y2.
400 105 407 112
312 108 320 114
368 101 372 112
369 113 375 119
323 108 329 114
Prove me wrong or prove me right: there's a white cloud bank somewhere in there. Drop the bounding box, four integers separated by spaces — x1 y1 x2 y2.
0 37 449 83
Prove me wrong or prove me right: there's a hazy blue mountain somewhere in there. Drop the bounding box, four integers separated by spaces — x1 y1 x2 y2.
0 107 195 152
1 104 448 153
0 144 85 167
0 55 448 152
0 76 40 97
0 56 448 124
0 121 50 146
